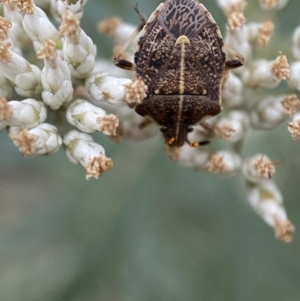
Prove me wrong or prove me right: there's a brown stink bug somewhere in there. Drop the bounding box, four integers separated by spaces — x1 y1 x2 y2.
114 0 244 147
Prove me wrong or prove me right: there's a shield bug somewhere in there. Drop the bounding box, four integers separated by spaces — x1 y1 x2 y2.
114 0 244 147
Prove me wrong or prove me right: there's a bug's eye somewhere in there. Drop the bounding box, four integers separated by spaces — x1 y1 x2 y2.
186 126 193 133
160 126 167 133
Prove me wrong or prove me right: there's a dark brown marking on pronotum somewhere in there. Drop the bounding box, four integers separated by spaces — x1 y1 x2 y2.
114 0 244 147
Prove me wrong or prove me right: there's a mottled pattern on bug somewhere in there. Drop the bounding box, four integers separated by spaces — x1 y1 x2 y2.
115 0 244 147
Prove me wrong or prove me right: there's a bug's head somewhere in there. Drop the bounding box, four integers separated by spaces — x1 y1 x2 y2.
160 126 210 148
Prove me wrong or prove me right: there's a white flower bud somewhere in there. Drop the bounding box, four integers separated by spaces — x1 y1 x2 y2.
42 79 73 110
64 33 96 78
242 59 280 89
246 180 294 242
60 10 96 78
98 17 136 47
222 72 244 108
259 0 289 10
8 123 62 156
4 98 47 128
206 150 241 175
250 95 287 129
0 120 6 132
287 61 300 91
2 8 29 53
215 111 249 142
242 154 276 183
247 20 274 48
66 99 119 136
37 40 73 110
172 144 210 169
287 111 300 140
50 0 88 22
22 6 60 51
2 4 22 23
216 0 243 10
0 72 13 99
63 130 113 179
293 111 300 121
292 25 300 60
85 72 131 106
0 45 42 98
15 63 42 98
225 26 253 63
247 22 262 43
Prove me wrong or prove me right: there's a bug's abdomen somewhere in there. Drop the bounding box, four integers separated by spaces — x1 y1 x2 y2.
135 95 221 126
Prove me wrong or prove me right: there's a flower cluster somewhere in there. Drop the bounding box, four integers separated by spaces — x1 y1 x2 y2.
213 0 297 242
0 0 116 179
0 0 298 242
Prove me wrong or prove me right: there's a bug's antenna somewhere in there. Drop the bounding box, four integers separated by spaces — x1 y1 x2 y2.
133 3 147 24
113 4 146 69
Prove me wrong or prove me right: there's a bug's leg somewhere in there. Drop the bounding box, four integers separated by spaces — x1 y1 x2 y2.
138 118 152 129
225 54 244 70
113 5 147 71
200 121 213 132
224 46 244 71
186 139 210 147
113 55 136 71
133 3 147 24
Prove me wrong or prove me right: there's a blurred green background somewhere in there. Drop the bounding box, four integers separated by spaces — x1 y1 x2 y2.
1 0 300 300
